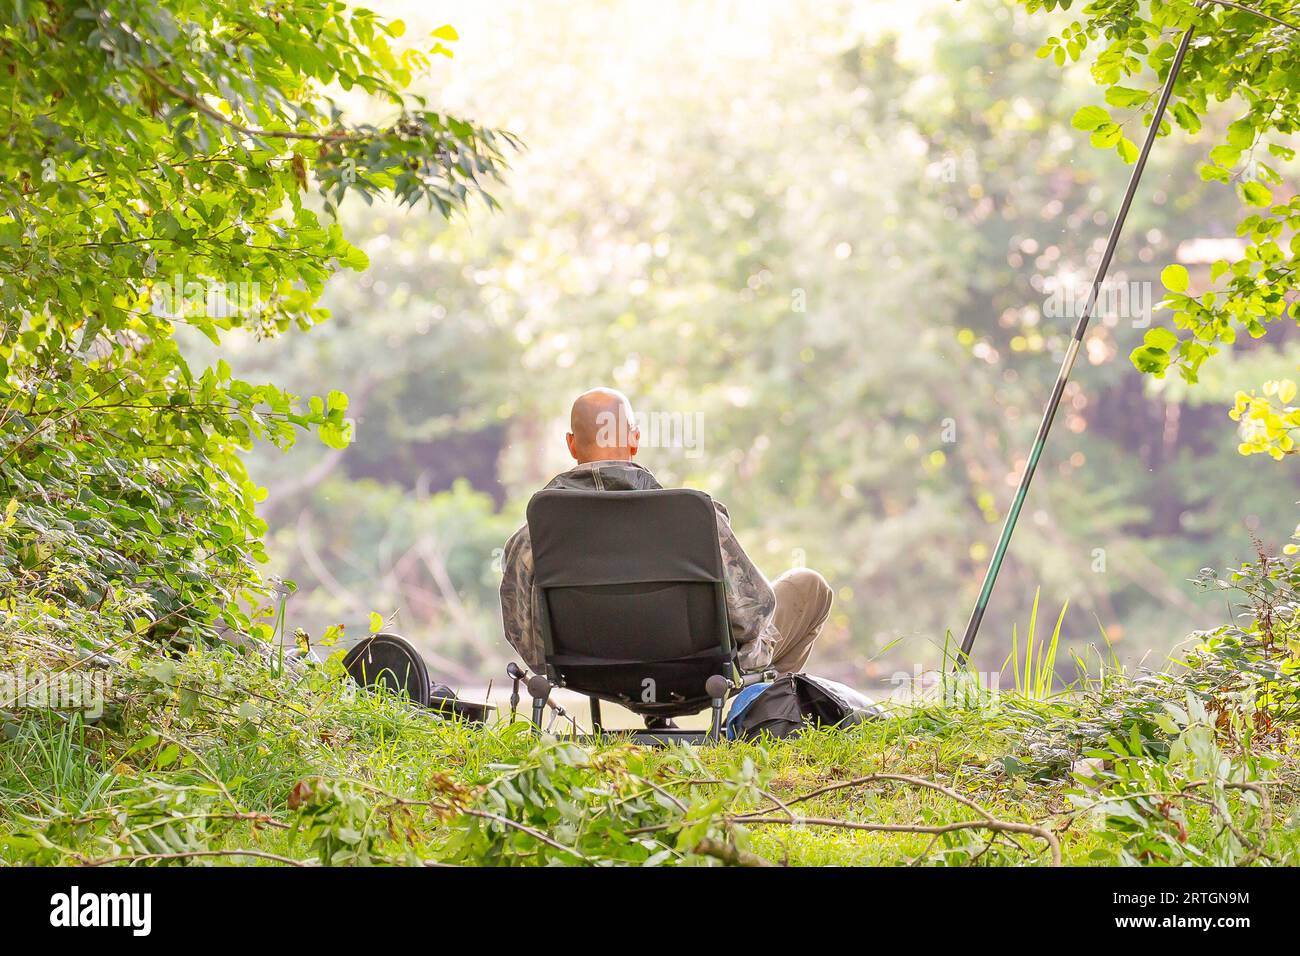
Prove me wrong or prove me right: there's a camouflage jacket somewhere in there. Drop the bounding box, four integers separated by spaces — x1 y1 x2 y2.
499 460 779 673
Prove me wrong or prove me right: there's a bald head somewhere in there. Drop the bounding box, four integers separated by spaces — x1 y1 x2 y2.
567 387 639 464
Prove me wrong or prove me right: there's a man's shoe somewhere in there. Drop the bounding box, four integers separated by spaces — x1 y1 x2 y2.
643 716 679 731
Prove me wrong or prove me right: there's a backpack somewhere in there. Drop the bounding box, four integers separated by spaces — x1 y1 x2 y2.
726 673 881 740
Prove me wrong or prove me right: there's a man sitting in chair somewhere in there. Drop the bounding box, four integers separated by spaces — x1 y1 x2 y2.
499 387 833 708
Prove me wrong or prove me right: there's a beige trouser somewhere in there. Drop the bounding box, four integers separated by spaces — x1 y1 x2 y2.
769 568 833 675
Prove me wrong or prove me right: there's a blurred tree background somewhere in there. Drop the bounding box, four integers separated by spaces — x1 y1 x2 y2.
198 0 1298 685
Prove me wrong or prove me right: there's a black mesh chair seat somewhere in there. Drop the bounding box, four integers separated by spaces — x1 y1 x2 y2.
523 488 740 741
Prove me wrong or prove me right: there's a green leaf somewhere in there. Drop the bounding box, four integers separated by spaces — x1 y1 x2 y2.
1171 102 1200 133
1104 86 1147 108
1240 181 1271 207
1225 119 1255 149
1143 327 1178 351
318 421 353 449
1089 123 1122 148
1208 144 1240 168
1130 345 1171 375
1071 105 1110 131
1160 264 1190 293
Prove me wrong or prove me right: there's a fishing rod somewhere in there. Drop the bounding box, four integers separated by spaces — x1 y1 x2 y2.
955 20 1200 665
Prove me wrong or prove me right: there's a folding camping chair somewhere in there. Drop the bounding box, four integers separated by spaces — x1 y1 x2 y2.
518 487 770 745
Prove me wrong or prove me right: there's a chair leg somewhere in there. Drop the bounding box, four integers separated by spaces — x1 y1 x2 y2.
589 697 602 735
705 674 729 744
526 674 552 735
708 697 724 743
530 698 545 733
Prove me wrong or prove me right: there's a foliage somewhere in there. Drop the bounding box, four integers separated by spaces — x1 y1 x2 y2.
227 0 1299 675
287 776 397 866
1184 538 1300 723
0 2 514 654
2 544 1298 866
439 744 761 866
1 0 1297 870
1022 0 1299 447
1067 695 1279 866
1230 372 1298 458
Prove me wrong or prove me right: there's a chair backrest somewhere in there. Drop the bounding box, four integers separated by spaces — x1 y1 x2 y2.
526 488 734 716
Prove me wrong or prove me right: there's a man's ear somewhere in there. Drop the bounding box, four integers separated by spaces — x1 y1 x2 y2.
628 426 640 458
566 432 579 461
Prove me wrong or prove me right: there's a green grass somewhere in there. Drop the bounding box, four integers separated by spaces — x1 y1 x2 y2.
2 632 1296 867
1006 588 1066 702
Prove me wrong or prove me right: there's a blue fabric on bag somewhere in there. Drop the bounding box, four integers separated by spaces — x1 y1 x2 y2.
725 682 772 740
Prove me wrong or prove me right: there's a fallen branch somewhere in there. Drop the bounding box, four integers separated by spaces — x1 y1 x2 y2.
81 848 309 867
461 808 593 863
647 771 1062 866
693 837 774 867
731 814 1061 866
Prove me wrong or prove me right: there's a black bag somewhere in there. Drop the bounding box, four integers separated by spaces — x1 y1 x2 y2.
726 673 880 740
342 633 492 723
